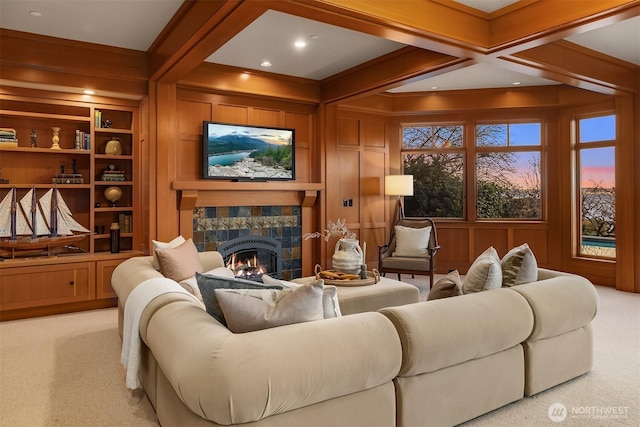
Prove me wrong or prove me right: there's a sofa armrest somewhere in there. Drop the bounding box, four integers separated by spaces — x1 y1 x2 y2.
380 288 533 377
509 273 598 341
144 303 402 425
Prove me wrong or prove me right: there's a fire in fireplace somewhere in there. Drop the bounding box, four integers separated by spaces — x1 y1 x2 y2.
217 236 283 280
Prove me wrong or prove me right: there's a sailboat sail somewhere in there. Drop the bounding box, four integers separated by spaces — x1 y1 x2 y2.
0 187 90 238
0 191 11 237
19 189 50 236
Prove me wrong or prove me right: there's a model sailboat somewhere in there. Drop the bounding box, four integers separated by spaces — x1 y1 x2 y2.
0 187 91 258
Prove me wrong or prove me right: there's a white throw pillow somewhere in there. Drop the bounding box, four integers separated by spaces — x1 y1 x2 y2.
215 280 325 333
501 243 538 286
262 274 342 318
462 246 502 294
393 225 432 257
151 235 185 270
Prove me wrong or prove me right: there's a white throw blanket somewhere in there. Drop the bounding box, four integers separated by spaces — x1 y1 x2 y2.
120 277 198 389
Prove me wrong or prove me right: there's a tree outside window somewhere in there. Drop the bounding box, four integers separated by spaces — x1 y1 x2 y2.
576 115 616 258
476 123 542 219
402 125 464 218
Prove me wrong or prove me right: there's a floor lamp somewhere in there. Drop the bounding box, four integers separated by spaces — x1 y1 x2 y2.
385 175 414 226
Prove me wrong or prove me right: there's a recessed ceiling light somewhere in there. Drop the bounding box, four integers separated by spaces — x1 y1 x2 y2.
29 11 42 17
512 81 521 86
294 40 306 48
430 86 439 90
83 90 95 95
260 61 272 67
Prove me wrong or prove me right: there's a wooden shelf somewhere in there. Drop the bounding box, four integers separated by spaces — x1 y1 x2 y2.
94 127 133 134
0 109 90 122
0 146 91 154
0 184 91 190
95 207 133 212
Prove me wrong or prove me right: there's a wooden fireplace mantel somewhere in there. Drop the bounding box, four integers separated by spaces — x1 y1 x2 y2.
172 180 324 211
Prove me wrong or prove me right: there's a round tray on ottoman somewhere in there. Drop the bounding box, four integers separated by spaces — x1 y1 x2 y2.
314 265 380 287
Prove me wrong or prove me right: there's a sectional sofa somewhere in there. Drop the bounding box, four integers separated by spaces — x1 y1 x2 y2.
112 251 598 426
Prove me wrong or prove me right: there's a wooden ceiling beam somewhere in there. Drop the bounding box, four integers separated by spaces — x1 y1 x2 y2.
502 41 640 95
321 47 472 103
148 0 268 82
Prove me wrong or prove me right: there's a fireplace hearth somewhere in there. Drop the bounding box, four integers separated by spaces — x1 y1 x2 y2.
192 205 302 280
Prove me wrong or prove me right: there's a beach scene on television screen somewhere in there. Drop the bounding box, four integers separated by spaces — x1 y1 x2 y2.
206 124 294 179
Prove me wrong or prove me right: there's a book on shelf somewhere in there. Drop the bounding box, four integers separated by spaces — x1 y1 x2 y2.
75 130 91 150
95 110 102 128
118 213 133 233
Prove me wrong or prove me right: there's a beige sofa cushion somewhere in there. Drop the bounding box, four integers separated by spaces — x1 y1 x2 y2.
143 303 402 425
380 288 533 376
216 280 325 333
509 271 599 341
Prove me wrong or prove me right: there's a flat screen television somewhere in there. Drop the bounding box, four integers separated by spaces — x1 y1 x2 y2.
202 121 295 181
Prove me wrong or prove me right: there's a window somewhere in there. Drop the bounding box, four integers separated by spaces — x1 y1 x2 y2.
401 125 464 218
476 123 542 219
576 114 616 258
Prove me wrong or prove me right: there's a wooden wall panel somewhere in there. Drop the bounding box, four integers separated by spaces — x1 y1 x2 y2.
295 147 311 183
474 228 509 258
362 120 386 147
336 150 361 224
214 104 248 123
362 227 386 267
249 107 279 126
436 227 470 271
362 151 385 225
513 228 548 265
286 112 312 148
337 117 359 145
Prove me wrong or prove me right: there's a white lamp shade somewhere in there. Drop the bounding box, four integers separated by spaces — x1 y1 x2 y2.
385 175 414 196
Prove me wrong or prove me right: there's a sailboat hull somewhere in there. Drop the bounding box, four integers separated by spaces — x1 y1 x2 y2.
0 234 87 259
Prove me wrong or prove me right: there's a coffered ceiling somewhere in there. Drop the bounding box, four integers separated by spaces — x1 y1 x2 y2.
0 0 638 96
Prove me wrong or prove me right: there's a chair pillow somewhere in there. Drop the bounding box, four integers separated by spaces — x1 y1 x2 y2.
215 280 325 333
501 243 538 286
155 238 203 282
427 270 463 300
151 235 185 270
393 225 432 257
462 246 502 294
196 273 282 325
262 274 342 318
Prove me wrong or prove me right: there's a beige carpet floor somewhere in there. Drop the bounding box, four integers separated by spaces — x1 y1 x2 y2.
0 278 638 426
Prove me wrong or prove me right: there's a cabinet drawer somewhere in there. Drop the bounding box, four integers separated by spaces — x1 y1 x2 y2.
0 262 95 311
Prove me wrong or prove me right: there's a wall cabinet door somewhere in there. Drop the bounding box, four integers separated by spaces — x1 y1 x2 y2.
96 259 124 299
0 262 95 311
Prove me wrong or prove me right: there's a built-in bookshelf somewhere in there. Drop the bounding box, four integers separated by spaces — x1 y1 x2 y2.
0 87 143 320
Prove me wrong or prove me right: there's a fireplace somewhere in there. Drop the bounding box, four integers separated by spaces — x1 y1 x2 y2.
192 205 302 280
217 236 283 280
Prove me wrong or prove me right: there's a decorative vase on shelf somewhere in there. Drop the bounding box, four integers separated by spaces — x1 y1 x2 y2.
104 186 122 207
105 137 122 155
332 238 363 275
51 127 61 150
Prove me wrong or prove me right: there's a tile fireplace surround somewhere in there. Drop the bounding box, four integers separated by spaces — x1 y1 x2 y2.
192 205 302 280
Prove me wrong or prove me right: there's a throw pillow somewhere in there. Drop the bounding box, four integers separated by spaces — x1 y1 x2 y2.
151 235 185 270
427 270 463 300
501 243 538 287
179 266 234 302
262 274 342 318
155 238 203 282
215 280 325 333
196 273 282 325
462 246 502 294
393 225 432 257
